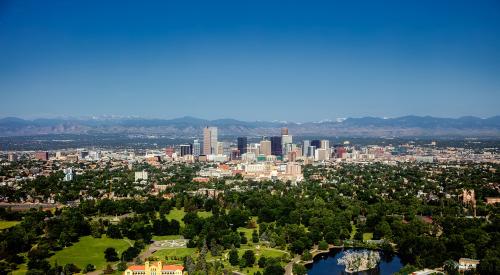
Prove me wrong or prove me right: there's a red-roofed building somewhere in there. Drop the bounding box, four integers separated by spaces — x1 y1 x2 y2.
124 261 185 275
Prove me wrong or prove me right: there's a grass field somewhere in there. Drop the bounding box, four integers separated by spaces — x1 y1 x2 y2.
363 232 374 240
0 220 20 230
205 243 289 275
153 247 197 263
49 236 132 271
165 208 212 226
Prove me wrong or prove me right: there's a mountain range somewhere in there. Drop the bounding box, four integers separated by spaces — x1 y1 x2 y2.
1 116 500 138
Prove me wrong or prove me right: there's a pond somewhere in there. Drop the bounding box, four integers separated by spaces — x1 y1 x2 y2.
306 248 403 275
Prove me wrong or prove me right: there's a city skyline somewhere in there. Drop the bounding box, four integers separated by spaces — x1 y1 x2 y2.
1 1 500 120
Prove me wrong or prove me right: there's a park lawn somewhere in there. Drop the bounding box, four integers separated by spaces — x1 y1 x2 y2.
165 208 213 226
238 227 256 242
166 209 187 225
152 235 183 241
363 232 374 240
237 217 260 240
206 245 289 275
49 235 132 271
154 247 197 263
0 220 20 229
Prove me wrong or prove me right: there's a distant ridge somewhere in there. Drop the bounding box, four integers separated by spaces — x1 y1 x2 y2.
0 116 499 137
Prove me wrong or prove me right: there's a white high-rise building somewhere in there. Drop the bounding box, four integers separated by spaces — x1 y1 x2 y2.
193 139 201 156
321 140 330 149
302 140 310 156
315 148 329 161
203 127 218 155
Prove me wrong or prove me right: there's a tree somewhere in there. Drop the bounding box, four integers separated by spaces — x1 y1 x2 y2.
103 264 114 274
258 256 267 268
291 239 305 255
122 246 140 262
443 260 459 275
478 249 500 274
229 247 239 266
242 250 256 267
264 264 285 275
240 232 248 245
63 263 81 274
318 240 328 250
185 256 196 274
104 247 119 262
252 229 259 243
117 261 128 271
292 264 307 275
82 264 96 273
90 221 103 238
106 224 122 239
301 250 312 261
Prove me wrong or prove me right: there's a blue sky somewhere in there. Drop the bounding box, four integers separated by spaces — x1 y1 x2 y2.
0 0 499 121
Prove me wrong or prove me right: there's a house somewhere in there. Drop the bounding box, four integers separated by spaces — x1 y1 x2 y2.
485 197 500 205
123 261 185 275
458 258 480 272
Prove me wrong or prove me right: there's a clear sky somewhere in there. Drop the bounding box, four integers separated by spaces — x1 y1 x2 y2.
1 0 499 121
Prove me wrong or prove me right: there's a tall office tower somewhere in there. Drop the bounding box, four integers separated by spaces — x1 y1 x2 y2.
270 136 283 156
192 139 201 156
315 148 329 161
308 146 316 158
281 134 293 155
321 140 330 149
302 140 310 156
203 126 218 155
311 140 321 149
216 142 224 155
281 127 289 136
223 142 231 156
180 144 191 156
237 137 247 155
260 140 272 156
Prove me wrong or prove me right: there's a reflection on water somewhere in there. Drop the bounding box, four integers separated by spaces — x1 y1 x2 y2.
306 248 403 275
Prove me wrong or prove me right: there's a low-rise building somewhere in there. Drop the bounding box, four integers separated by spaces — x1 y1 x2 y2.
458 258 480 272
124 261 185 275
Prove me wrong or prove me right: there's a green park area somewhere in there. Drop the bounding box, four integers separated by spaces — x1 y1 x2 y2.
154 247 197 264
165 208 212 226
49 236 132 271
363 232 374 240
204 243 289 275
0 220 20 230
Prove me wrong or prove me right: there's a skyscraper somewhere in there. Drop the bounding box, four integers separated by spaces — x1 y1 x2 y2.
270 136 283 156
193 139 201 156
260 140 271 156
180 144 192 156
311 140 321 149
281 127 289 136
320 140 330 149
203 127 218 155
237 137 247 155
302 140 310 156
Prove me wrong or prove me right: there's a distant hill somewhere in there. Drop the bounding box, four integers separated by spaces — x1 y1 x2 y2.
0 116 499 138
